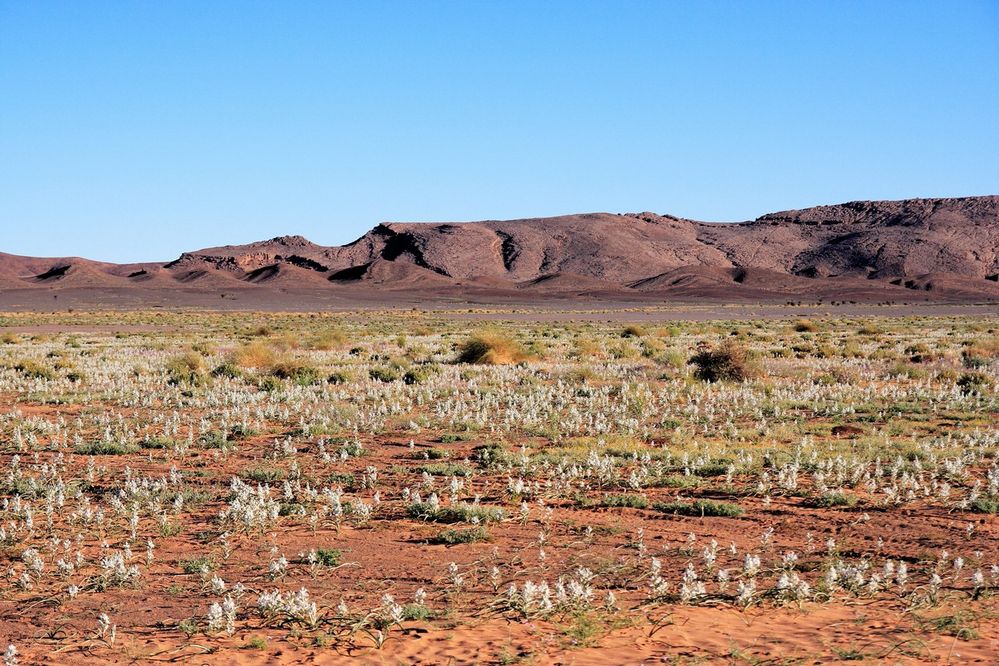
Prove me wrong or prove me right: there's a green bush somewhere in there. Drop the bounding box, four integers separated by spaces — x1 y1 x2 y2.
270 361 322 386
957 372 992 396
369 367 399 383
430 526 489 544
165 352 207 386
652 500 743 517
12 360 55 380
75 440 139 455
599 493 648 509
689 342 761 382
408 502 505 523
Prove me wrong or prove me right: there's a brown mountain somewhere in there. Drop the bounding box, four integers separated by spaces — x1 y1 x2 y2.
2 196 998 306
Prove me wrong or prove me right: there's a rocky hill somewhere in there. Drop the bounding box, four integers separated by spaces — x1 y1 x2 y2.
2 196 997 304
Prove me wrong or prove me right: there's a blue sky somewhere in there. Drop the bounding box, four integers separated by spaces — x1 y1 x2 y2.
1 1 998 262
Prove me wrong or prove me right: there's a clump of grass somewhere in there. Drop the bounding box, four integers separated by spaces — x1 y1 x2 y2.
310 548 342 566
165 352 207 386
413 448 449 460
403 365 436 384
369 366 399 382
456 331 530 365
270 360 322 386
793 319 818 332
211 362 243 379
12 360 55 380
652 499 743 517
599 493 648 509
416 462 473 477
229 342 276 369
804 491 857 508
327 370 352 385
409 501 505 523
306 329 346 351
957 371 992 396
242 466 285 483
621 325 646 338
75 440 139 455
242 636 268 650
430 526 489 544
689 342 761 382
179 556 216 574
971 497 998 514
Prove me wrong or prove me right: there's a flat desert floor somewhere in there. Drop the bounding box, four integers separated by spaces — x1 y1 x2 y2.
0 308 996 664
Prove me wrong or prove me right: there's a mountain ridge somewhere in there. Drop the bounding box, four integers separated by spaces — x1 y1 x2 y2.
2 196 998 304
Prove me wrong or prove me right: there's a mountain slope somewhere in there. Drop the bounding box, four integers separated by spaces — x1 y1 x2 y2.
1 196 997 303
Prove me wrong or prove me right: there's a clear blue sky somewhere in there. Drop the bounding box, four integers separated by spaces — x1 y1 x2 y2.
2 1 998 262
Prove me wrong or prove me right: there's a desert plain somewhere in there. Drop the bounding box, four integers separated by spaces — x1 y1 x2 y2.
0 304 995 664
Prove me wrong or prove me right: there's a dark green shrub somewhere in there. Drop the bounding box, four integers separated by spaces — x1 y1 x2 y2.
653 500 743 517
689 342 761 382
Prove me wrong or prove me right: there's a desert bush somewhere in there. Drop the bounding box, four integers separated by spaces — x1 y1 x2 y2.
408 501 505 523
327 370 352 385
688 342 761 382
599 493 648 509
793 319 818 332
403 365 436 385
369 367 399 383
76 440 139 455
211 362 243 379
430 526 489 544
957 372 992 396
652 500 743 517
309 548 342 566
306 329 346 351
165 353 207 386
270 360 322 386
416 462 473 477
456 331 530 365
229 342 276 369
621 325 646 338
12 360 54 380
804 492 857 508
971 497 999 514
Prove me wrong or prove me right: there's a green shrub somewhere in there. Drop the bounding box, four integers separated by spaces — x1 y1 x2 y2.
408 502 505 523
165 352 207 386
270 361 322 386
311 548 342 566
75 440 139 455
804 492 857 508
211 362 243 379
327 370 351 385
242 466 285 483
416 462 473 477
599 493 648 509
652 500 743 517
430 526 489 544
12 360 55 380
369 367 399 383
971 497 999 514
403 365 436 384
689 342 761 382
957 372 992 396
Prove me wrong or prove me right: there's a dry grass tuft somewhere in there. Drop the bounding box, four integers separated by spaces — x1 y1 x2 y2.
229 342 277 369
689 341 761 382
456 331 530 365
